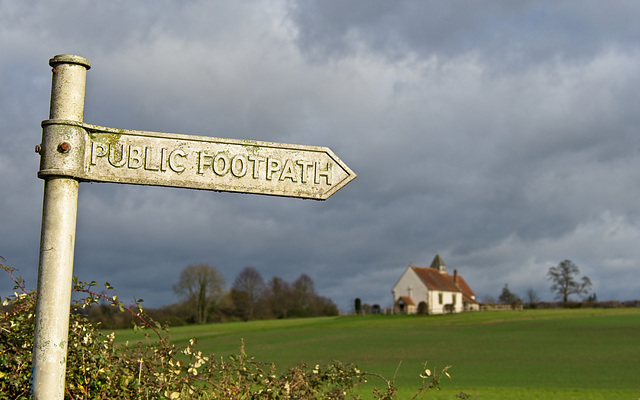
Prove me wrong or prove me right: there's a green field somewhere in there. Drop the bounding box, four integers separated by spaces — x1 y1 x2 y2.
114 309 640 399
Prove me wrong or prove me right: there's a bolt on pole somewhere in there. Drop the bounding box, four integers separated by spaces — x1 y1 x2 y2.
31 55 90 400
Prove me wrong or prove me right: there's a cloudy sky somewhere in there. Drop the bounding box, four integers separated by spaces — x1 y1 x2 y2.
2 1 639 311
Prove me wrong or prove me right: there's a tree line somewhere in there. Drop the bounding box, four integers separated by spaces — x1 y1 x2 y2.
83 264 338 328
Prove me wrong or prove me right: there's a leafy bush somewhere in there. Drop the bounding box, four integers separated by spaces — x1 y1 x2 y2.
1 258 452 399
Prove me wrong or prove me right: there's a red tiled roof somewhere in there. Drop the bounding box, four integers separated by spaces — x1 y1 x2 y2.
411 266 459 292
461 293 477 304
410 266 478 303
450 275 477 302
397 296 415 306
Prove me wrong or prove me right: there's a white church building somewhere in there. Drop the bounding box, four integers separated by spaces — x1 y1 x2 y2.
392 254 479 314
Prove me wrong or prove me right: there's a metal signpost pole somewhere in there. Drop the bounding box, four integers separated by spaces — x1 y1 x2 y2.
31 55 90 400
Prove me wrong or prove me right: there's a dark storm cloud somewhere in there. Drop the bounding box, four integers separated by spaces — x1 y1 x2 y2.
289 0 640 67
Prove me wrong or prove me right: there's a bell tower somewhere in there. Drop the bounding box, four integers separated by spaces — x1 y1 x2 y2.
430 253 447 274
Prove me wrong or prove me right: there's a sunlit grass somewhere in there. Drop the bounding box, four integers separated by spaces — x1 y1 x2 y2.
112 308 640 399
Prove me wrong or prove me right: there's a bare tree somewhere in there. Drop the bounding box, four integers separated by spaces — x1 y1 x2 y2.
547 260 592 304
173 264 225 324
266 276 291 319
265 274 338 318
231 267 266 321
291 274 317 317
525 287 540 307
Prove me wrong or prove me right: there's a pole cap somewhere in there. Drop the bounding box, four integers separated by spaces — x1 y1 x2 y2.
49 54 91 69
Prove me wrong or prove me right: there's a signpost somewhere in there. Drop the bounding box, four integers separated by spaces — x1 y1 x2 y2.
31 55 355 399
40 119 355 200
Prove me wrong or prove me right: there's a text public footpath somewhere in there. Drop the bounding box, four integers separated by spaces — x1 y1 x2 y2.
89 140 333 185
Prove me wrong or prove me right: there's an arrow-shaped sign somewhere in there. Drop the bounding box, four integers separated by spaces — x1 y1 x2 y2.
39 119 356 200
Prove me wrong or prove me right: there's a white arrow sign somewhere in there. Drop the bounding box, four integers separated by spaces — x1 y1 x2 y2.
39 119 356 200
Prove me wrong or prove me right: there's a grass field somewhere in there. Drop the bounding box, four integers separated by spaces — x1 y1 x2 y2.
114 308 640 399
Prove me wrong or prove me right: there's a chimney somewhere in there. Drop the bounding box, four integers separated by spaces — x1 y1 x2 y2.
453 269 458 284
